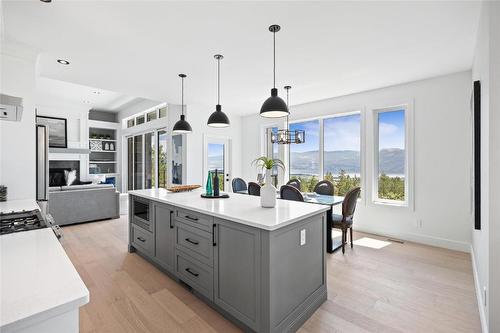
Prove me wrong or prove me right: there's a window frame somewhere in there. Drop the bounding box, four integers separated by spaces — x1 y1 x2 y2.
372 104 414 208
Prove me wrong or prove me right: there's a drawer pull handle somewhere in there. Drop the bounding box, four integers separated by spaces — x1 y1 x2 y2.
185 215 199 221
169 210 174 229
185 238 199 245
185 268 199 277
137 237 146 242
212 224 217 246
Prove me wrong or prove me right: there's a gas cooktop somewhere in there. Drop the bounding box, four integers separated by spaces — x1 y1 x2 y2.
0 209 47 235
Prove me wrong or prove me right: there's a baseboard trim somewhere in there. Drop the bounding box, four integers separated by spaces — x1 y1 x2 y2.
354 226 470 252
470 245 488 333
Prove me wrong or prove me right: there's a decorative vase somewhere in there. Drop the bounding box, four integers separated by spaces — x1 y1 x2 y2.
205 171 213 196
260 169 276 208
213 169 220 197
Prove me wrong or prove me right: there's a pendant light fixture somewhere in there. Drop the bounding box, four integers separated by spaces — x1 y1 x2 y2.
172 73 192 134
207 54 230 127
260 24 289 118
271 86 305 144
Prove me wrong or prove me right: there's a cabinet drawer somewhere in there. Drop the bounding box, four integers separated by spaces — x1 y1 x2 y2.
175 209 213 233
176 222 214 267
131 224 154 256
175 250 213 301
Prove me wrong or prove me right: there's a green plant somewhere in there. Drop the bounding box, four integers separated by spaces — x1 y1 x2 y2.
252 156 285 171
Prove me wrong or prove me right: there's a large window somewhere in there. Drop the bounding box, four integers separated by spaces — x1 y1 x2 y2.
324 113 361 196
289 120 320 192
375 108 406 203
158 130 168 188
207 143 225 191
144 132 155 189
172 134 183 184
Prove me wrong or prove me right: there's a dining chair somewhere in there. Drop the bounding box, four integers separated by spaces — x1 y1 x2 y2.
286 179 301 191
248 182 261 196
232 178 247 193
313 180 334 196
332 187 361 254
280 185 304 202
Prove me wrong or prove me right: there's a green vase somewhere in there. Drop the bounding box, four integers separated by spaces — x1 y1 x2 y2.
206 171 213 196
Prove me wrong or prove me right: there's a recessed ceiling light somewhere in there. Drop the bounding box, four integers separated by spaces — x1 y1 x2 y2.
83 100 90 104
93 91 102 95
57 59 70 65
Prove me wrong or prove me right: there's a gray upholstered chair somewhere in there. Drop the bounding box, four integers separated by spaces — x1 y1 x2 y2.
332 187 361 254
232 178 247 193
280 185 304 202
313 180 334 196
248 182 261 196
286 179 301 191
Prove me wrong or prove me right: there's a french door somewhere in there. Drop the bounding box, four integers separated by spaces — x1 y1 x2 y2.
204 136 231 191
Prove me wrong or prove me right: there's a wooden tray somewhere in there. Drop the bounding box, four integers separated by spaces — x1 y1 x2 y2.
166 185 201 192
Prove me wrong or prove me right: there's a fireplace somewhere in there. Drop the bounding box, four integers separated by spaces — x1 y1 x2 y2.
49 160 80 187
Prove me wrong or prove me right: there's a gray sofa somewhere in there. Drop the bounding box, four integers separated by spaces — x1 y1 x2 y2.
48 184 120 226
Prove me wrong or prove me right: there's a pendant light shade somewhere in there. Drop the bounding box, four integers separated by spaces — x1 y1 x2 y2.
260 25 289 118
173 74 192 134
208 54 230 127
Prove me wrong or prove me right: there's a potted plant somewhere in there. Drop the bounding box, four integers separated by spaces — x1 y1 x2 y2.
252 156 285 208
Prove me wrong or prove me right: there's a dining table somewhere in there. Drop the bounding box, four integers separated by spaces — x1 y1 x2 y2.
235 189 344 253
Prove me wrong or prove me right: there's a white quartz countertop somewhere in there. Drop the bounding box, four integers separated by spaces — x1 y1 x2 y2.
0 228 89 332
129 189 329 231
0 199 39 214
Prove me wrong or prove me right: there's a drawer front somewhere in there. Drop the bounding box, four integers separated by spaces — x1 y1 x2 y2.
175 209 213 233
176 250 213 301
176 222 214 267
131 224 154 256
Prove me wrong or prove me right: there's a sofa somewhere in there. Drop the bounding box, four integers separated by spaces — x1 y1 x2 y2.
48 184 120 226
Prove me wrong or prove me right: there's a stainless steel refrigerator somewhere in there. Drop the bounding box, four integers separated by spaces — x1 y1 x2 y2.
36 123 49 214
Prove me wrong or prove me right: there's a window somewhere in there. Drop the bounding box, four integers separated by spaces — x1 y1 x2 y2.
144 132 155 189
289 120 320 192
172 134 183 184
265 127 279 187
159 107 167 118
207 143 225 191
158 130 168 188
375 107 406 203
324 113 361 196
133 135 143 189
127 137 134 190
127 118 135 128
136 115 145 125
147 110 157 122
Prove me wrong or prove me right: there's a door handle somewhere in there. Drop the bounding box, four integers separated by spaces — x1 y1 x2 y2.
184 215 199 221
212 224 217 246
185 268 199 277
137 237 146 242
169 210 174 229
185 238 199 245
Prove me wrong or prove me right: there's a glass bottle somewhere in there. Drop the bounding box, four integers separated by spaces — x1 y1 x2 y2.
205 171 213 196
213 169 220 197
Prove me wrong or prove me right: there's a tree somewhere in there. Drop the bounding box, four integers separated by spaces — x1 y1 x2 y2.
378 173 404 200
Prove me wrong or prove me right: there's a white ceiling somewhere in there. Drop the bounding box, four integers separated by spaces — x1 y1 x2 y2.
3 1 481 116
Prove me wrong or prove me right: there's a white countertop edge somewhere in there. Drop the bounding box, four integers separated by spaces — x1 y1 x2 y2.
1 294 89 333
129 191 330 231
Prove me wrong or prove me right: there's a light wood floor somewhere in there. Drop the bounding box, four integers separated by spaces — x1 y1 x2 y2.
61 215 481 333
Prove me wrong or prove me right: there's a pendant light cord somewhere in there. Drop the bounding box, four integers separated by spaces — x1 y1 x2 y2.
217 56 221 105
286 87 289 128
273 31 276 88
181 76 184 116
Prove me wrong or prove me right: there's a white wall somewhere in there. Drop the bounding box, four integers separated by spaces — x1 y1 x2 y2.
0 42 38 200
471 1 490 330
242 71 473 252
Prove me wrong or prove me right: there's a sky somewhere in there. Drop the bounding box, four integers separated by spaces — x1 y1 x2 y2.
289 110 405 152
207 143 224 170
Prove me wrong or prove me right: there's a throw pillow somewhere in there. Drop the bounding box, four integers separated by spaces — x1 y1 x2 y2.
64 169 77 186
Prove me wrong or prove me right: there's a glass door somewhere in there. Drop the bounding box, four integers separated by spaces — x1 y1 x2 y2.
204 137 230 191
158 130 168 188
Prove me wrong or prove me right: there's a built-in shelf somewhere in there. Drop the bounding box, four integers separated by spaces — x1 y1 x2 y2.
90 150 116 153
49 148 91 154
89 138 117 142
89 173 119 176
89 161 117 163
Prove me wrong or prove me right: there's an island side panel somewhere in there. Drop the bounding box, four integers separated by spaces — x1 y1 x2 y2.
267 212 327 332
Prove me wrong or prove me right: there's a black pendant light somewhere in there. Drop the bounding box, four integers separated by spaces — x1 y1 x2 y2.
172 74 192 134
260 24 289 118
208 54 230 127
271 86 305 144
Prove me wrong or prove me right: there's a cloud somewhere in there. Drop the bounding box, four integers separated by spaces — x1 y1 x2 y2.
379 122 399 136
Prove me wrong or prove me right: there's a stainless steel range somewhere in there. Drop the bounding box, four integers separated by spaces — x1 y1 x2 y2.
0 209 46 235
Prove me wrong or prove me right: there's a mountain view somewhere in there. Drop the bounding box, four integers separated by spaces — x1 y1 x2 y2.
290 148 405 176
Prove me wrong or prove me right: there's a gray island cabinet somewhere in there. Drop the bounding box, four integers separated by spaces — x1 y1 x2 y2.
128 189 329 333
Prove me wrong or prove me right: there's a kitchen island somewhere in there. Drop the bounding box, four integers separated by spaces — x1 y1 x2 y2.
128 189 329 333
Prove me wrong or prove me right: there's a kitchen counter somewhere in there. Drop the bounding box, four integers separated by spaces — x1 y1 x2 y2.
0 199 40 214
129 188 330 231
0 228 89 333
